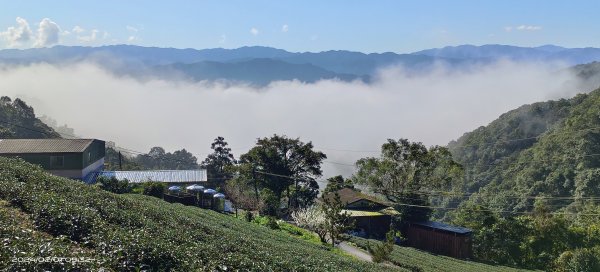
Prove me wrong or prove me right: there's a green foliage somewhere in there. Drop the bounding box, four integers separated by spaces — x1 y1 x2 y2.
323 175 355 195
554 247 600 272
142 181 165 198
442 88 600 269
237 134 326 210
135 146 199 170
0 96 60 139
244 210 254 222
348 235 530 272
322 192 351 245
353 139 463 223
252 215 280 230
0 157 398 271
104 147 143 170
259 188 279 216
201 136 237 188
96 176 131 194
367 230 395 263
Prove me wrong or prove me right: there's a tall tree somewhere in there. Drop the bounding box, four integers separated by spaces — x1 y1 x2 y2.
323 175 355 195
353 138 463 222
201 137 236 188
135 146 199 170
237 134 327 211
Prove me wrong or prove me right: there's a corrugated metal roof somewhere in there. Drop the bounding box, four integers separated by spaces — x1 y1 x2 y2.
413 221 472 234
342 209 386 217
96 170 207 183
0 139 96 153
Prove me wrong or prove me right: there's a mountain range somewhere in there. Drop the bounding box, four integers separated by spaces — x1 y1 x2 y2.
2 44 600 86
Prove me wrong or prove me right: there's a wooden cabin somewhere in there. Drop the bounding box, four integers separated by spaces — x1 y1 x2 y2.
325 188 399 238
406 221 473 259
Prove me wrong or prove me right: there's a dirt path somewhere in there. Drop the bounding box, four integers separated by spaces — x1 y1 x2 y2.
338 241 373 262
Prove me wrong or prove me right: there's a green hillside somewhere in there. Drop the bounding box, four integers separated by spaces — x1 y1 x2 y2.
448 88 600 212
0 157 402 271
0 96 59 139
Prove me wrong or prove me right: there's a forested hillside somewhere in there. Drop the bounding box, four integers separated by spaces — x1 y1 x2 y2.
448 88 600 213
0 96 59 139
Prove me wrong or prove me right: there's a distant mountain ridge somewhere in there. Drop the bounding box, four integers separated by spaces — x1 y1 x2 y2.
2 44 600 86
412 44 600 64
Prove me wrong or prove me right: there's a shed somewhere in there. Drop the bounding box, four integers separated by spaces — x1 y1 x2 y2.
406 221 473 259
0 138 105 180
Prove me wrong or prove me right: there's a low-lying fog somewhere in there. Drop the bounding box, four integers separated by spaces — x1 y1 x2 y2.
0 60 590 179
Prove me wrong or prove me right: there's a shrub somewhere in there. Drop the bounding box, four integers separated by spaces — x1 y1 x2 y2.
96 176 131 194
244 211 254 222
142 181 165 198
367 230 395 263
554 247 600 272
259 188 278 216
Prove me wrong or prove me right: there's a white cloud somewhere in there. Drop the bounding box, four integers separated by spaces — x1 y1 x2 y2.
0 60 582 178
0 17 33 47
33 18 61 48
72 26 85 34
250 27 259 36
505 25 542 32
219 34 226 44
128 36 137 42
126 25 139 32
516 25 542 31
103 31 109 39
282 24 289 33
77 29 99 42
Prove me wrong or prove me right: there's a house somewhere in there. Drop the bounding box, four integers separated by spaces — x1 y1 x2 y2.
325 188 398 238
406 221 473 259
0 138 105 180
89 169 207 185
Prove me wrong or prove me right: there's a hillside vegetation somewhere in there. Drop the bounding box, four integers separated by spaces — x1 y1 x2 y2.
346 236 532 272
0 157 400 271
448 88 600 213
0 96 59 139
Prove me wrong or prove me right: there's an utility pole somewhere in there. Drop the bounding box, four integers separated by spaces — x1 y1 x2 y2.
118 151 123 170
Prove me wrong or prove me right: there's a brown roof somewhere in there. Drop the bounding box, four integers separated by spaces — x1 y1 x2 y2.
0 139 97 154
324 188 390 207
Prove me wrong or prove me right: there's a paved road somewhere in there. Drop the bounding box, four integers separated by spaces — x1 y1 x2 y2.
338 241 372 262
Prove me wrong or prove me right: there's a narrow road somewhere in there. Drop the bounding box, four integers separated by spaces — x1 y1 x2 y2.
338 241 372 262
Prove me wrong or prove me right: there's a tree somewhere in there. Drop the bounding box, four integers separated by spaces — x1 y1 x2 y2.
237 135 327 211
224 178 260 218
292 205 328 243
322 192 351 246
367 230 396 263
353 139 463 223
96 176 131 194
323 175 355 195
201 137 236 188
143 181 165 198
135 146 199 170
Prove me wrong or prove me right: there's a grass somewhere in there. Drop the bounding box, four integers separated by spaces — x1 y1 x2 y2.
346 236 534 272
0 157 401 271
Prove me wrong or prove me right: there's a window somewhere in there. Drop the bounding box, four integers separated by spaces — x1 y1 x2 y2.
50 156 64 167
87 152 92 162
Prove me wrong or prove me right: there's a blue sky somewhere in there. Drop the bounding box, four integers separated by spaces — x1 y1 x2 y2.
0 0 598 53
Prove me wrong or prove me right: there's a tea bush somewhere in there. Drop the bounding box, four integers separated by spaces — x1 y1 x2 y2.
0 157 400 271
